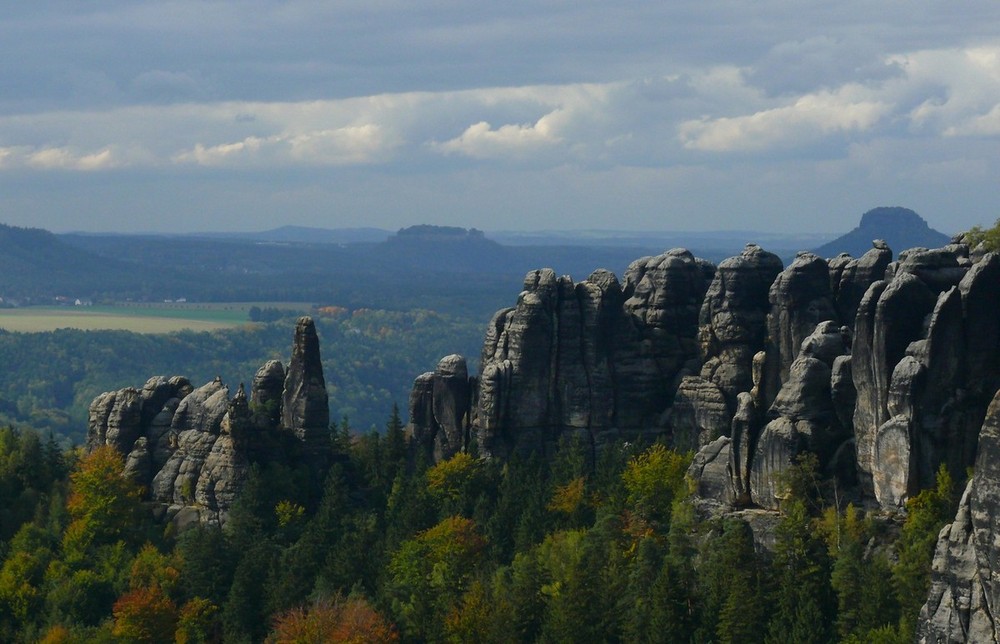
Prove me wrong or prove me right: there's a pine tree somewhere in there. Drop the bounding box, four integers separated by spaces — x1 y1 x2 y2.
698 518 770 643
765 500 834 644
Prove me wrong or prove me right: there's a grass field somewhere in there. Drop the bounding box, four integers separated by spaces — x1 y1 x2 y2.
0 302 313 333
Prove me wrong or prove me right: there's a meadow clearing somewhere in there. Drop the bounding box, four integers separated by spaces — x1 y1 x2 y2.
0 303 311 333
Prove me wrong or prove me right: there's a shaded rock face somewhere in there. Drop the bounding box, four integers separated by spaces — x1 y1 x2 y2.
475 250 712 459
918 389 1000 643
672 244 783 454
406 238 1000 523
698 244 784 409
853 248 1000 510
408 355 475 462
833 243 893 330
251 360 285 432
762 252 838 408
86 317 330 527
750 321 851 510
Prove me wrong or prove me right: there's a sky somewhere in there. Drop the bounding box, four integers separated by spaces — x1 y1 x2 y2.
1 2 999 235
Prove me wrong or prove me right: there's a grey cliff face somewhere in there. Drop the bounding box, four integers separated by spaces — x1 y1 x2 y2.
406 237 1000 543
834 243 893 329
671 244 782 457
918 388 1000 643
474 250 711 459
762 252 838 408
750 321 850 510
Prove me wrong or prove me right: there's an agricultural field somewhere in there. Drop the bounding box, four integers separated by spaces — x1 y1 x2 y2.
0 302 312 333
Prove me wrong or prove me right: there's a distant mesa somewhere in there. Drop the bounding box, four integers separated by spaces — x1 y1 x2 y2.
814 206 951 258
391 225 487 242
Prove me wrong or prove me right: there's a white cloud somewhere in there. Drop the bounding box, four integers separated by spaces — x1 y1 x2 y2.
433 115 562 159
25 146 116 171
678 87 890 152
944 103 1000 136
172 123 393 167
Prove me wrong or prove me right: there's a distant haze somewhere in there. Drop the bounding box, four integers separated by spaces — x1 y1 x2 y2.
2 4 999 235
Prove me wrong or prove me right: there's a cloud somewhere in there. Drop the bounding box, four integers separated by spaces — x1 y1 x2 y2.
0 145 118 171
433 114 562 160
0 42 997 181
172 124 392 167
678 86 890 152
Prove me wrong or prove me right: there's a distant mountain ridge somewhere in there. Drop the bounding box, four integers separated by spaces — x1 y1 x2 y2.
814 206 952 257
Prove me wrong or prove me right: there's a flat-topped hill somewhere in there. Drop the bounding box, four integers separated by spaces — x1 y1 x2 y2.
815 206 951 257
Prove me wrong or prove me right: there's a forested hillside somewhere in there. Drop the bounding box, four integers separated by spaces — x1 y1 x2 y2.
0 427 955 642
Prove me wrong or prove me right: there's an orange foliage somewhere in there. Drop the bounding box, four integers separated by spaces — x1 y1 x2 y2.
269 595 398 644
112 585 178 643
63 445 144 558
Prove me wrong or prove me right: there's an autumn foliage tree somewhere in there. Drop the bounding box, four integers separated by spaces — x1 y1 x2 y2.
268 595 398 643
62 445 144 561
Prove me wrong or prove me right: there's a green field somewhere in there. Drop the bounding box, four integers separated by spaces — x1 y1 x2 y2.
0 302 313 333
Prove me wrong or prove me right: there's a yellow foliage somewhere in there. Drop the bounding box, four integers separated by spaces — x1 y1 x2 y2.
275 500 306 528
37 625 72 644
426 452 479 502
622 443 692 525
129 544 181 595
548 477 587 515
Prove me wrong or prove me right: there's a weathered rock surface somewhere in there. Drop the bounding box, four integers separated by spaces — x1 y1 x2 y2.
762 252 838 408
750 321 851 509
475 250 712 459
698 243 783 412
87 317 331 527
833 242 893 330
672 244 782 455
851 246 999 510
918 388 1000 642
670 376 729 452
251 360 285 432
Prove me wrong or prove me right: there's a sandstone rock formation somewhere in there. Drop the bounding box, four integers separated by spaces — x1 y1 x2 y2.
475 250 711 459
918 389 1000 642
282 316 330 460
750 321 851 509
86 317 331 527
408 354 475 462
392 232 1000 531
